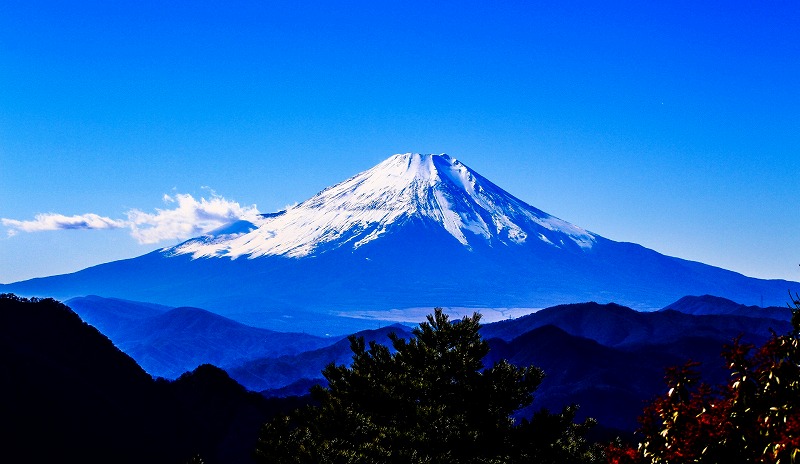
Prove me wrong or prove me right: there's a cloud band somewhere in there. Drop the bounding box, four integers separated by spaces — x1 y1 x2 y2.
1 213 127 235
2 193 260 244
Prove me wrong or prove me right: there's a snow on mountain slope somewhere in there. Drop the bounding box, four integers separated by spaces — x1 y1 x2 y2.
168 153 595 259
5 152 800 334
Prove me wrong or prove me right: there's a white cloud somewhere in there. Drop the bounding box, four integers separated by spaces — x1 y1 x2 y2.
126 193 260 244
1 213 127 236
2 192 260 244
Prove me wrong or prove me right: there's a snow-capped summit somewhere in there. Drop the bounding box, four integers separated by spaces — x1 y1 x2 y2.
169 153 595 259
4 151 799 335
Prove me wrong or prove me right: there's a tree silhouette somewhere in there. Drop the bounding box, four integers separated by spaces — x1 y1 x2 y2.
255 308 602 463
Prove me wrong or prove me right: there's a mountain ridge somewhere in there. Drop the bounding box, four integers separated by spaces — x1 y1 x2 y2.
662 294 792 320
3 153 798 334
65 295 335 379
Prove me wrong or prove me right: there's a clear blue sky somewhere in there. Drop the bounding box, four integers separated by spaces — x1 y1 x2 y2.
1 0 798 284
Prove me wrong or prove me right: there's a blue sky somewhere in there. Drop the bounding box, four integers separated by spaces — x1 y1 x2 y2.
1 1 798 284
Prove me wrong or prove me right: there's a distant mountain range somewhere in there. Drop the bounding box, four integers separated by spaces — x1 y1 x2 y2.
66 295 334 379
3 153 798 335
59 294 792 433
662 293 792 320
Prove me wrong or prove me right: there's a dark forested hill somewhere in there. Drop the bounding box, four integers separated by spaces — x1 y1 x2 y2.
4 291 793 460
0 294 302 464
480 301 789 347
478 301 791 431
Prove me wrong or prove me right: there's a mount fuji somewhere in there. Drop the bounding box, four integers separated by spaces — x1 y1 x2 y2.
4 153 798 334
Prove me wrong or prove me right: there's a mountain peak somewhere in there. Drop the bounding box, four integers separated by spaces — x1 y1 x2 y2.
168 153 595 259
375 153 456 182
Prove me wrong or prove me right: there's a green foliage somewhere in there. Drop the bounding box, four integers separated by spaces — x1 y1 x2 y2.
607 294 800 464
185 455 205 464
255 308 603 464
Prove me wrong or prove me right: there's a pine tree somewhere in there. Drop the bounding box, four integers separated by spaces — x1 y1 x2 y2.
255 308 602 464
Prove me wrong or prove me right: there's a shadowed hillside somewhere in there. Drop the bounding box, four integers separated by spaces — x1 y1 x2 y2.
0 294 304 464
66 295 336 379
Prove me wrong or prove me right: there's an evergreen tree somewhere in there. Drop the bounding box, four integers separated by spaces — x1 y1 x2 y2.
255 308 602 464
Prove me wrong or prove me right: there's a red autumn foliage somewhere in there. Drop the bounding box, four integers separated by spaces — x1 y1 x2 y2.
607 294 800 464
